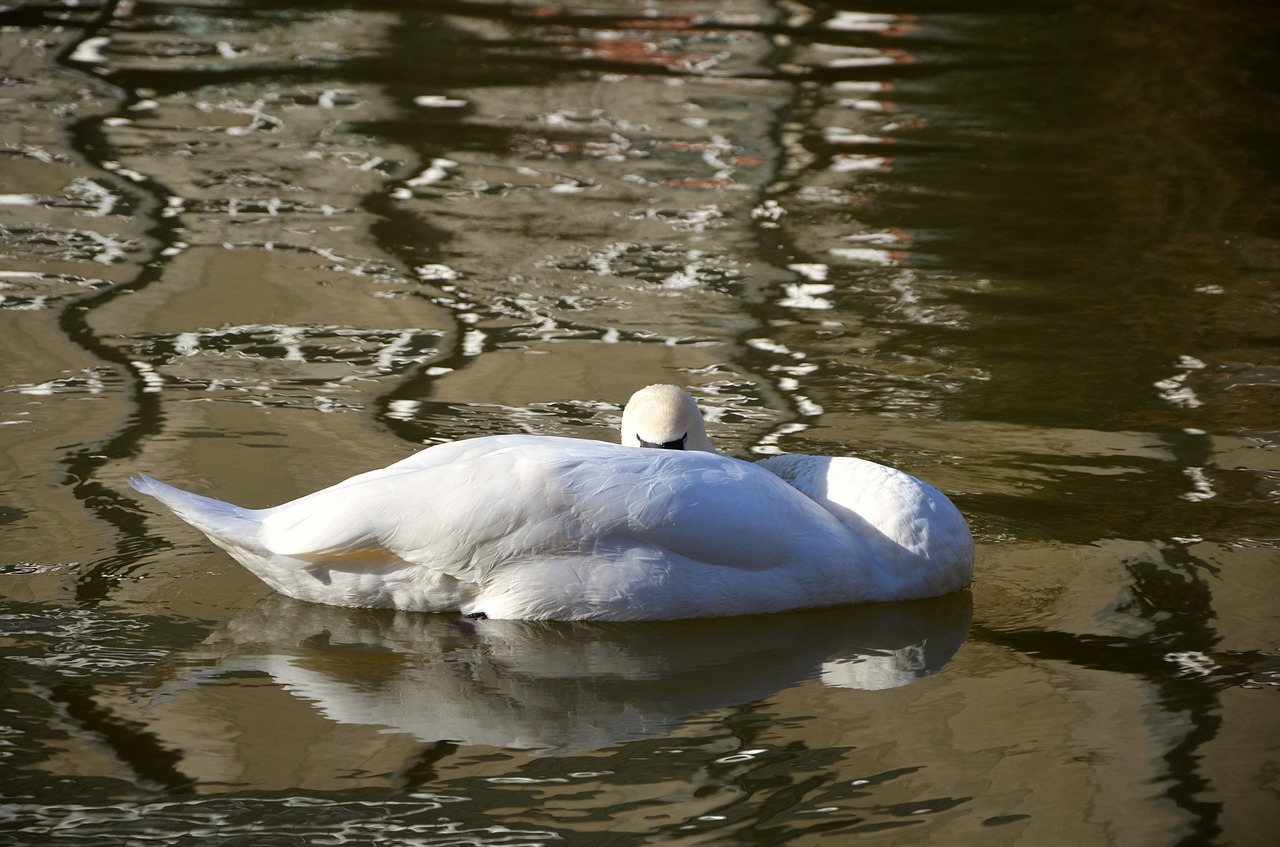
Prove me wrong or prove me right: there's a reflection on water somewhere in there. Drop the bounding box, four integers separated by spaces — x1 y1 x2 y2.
154 594 970 755
1 0 1278 844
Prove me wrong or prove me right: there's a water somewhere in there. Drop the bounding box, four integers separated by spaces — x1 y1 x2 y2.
1 0 1277 843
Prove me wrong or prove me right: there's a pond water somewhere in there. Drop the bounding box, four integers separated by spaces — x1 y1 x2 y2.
1 0 1277 844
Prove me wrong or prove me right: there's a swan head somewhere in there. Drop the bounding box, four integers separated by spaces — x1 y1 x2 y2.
620 384 717 453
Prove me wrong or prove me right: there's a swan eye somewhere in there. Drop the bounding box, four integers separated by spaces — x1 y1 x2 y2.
638 433 688 450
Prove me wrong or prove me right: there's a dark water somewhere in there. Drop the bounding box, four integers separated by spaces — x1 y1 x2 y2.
2 0 1277 844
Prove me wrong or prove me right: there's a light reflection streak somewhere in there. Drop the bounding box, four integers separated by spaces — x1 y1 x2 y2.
778 282 834 310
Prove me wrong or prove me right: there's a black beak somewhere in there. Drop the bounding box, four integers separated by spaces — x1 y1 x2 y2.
638 433 688 450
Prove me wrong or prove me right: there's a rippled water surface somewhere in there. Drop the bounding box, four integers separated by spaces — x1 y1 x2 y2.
2 0 1278 844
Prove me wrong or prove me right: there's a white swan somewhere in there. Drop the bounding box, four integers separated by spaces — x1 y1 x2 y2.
131 384 973 620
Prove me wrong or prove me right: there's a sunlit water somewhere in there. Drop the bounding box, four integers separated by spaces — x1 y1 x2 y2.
1 0 1277 844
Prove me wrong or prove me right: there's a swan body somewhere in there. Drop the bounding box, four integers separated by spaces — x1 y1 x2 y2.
132 385 973 620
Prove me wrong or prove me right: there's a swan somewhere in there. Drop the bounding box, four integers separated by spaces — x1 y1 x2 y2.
131 384 973 620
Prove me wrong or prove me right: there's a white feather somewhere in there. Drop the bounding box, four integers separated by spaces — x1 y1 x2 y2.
132 385 973 620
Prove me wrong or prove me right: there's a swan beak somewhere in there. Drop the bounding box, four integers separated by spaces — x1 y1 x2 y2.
638 433 688 450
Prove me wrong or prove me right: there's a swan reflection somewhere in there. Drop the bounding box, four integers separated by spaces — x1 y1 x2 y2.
162 592 971 754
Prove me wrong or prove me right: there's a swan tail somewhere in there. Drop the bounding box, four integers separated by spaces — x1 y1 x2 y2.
130 474 262 548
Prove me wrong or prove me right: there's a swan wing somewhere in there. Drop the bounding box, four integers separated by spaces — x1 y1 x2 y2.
756 453 974 592
255 437 851 580
255 436 575 574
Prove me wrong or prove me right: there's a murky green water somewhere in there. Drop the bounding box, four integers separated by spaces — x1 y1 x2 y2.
2 0 1277 844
